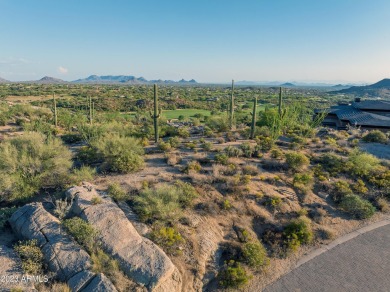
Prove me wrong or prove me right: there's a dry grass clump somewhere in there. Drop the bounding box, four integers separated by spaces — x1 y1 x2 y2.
165 152 182 166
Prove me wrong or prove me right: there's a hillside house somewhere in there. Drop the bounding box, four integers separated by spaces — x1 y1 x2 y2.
315 98 390 130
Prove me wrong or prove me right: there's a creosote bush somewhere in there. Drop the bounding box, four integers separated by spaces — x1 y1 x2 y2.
283 217 313 251
107 183 129 201
149 226 185 255
346 149 380 178
339 195 375 219
218 260 251 289
63 217 98 252
134 182 198 223
0 132 73 202
93 134 144 173
362 130 387 143
241 242 269 269
285 152 310 172
14 240 44 274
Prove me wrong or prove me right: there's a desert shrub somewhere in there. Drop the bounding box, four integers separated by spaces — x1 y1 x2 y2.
107 183 129 201
346 149 380 178
316 227 336 240
352 179 368 195
202 142 213 152
265 196 282 208
216 137 225 144
256 136 274 152
134 183 196 223
369 169 390 189
158 141 172 152
285 152 310 172
242 165 259 176
0 132 73 202
168 136 181 148
312 164 330 181
218 260 251 289
63 217 98 252
187 142 197 150
325 137 337 146
0 207 17 230
165 153 181 166
293 173 314 194
207 115 229 132
283 217 313 251
184 160 202 173
69 166 96 184
215 153 229 165
339 195 375 219
174 180 198 207
225 146 243 157
53 198 73 220
331 181 353 203
91 248 119 277
14 240 44 274
76 146 103 165
376 198 390 212
222 199 232 210
241 242 269 269
315 153 344 176
270 148 283 159
240 142 254 158
92 134 144 173
362 130 387 143
177 127 190 138
149 226 185 255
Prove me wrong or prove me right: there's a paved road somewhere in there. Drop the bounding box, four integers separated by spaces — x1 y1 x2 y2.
264 224 390 292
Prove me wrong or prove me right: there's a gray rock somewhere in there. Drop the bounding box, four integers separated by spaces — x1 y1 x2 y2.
9 203 91 281
81 273 117 292
67 183 182 292
67 270 95 292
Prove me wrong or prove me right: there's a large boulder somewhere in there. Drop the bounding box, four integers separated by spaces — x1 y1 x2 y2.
67 183 182 292
8 203 117 292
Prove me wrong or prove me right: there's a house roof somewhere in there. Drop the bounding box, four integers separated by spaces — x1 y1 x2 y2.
326 105 390 127
352 100 390 111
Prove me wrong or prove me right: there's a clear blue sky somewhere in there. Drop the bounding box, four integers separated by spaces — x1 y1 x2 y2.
1 0 390 83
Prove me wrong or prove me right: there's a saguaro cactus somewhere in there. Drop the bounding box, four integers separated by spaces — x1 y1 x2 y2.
53 92 58 128
150 84 161 143
89 96 93 125
250 96 257 139
230 79 234 129
278 87 283 117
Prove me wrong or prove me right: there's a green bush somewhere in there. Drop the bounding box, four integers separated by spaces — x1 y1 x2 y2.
339 195 375 219
0 132 73 202
174 180 198 207
362 130 387 143
270 148 283 159
92 134 144 173
63 217 98 252
134 183 197 223
285 152 310 172
240 142 254 158
168 136 181 148
184 160 202 173
14 240 44 274
346 149 380 178
315 153 344 176
225 146 243 157
149 226 184 255
331 180 353 203
218 260 251 289
283 217 313 251
241 242 269 269
206 116 229 132
107 183 129 201
158 141 172 152
0 207 17 230
215 153 229 165
256 136 274 152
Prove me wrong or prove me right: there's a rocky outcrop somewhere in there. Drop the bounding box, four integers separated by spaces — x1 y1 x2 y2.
66 183 182 292
8 203 117 292
0 245 36 291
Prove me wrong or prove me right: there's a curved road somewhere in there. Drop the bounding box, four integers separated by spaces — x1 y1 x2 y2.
264 221 390 292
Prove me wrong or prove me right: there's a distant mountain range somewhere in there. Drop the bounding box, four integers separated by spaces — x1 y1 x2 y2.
0 75 198 85
0 77 10 83
331 78 390 98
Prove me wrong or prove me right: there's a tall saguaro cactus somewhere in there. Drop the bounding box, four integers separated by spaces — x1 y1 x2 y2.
53 92 58 128
230 79 235 129
278 87 283 117
150 84 161 143
250 96 257 139
89 96 93 125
